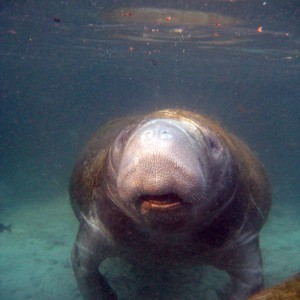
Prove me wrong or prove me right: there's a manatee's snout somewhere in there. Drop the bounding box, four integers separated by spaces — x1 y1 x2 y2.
116 119 207 215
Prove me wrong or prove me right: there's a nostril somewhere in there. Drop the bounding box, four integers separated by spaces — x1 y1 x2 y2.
142 130 153 138
160 130 172 139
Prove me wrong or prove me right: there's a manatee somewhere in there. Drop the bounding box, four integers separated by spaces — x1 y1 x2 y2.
69 109 271 300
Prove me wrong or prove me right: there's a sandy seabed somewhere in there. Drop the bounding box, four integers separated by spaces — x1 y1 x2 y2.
1 192 299 300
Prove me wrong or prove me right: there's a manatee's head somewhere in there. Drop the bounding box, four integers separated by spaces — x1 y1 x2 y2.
107 116 233 232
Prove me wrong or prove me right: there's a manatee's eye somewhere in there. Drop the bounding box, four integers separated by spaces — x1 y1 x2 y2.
207 135 220 151
206 133 225 161
209 139 218 150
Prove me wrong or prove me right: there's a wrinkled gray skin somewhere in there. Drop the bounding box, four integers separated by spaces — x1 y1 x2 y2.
70 115 271 300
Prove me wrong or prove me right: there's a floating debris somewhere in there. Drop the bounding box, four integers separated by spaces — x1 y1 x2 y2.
149 58 158 67
52 17 61 23
257 26 263 33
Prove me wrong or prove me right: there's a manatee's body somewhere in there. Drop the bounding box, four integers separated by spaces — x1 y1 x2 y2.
70 109 271 300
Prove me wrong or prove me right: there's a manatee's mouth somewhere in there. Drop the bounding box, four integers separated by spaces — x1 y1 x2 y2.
139 193 183 213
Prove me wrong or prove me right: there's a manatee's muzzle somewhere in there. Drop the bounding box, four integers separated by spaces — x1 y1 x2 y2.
115 119 207 216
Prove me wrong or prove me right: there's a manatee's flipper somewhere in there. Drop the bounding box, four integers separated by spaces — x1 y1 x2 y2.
71 224 118 300
218 234 264 300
